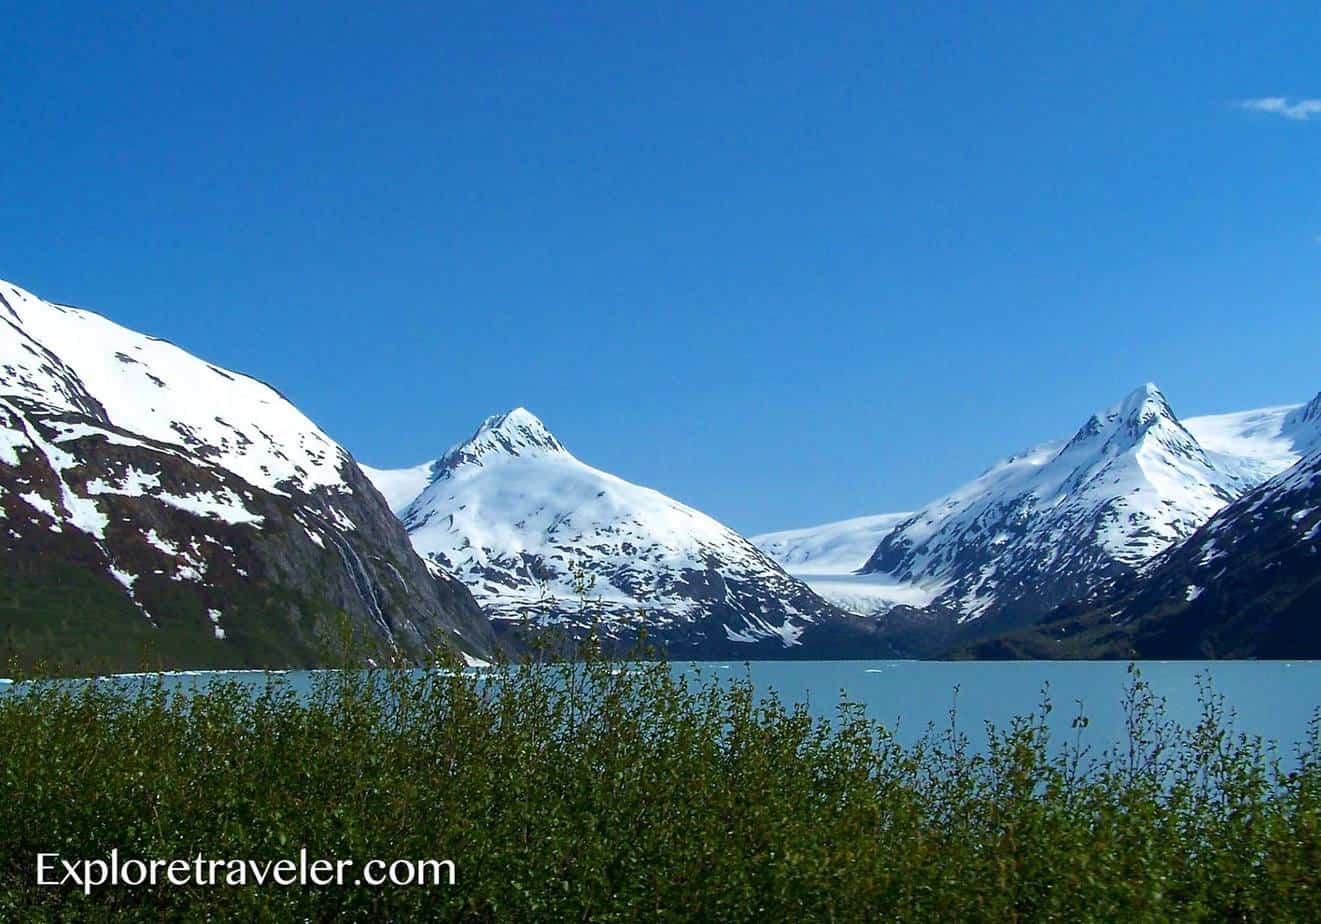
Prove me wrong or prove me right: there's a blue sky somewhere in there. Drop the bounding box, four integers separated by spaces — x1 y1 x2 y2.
2 2 1318 534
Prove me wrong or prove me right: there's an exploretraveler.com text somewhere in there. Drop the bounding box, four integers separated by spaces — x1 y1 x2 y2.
36 850 456 894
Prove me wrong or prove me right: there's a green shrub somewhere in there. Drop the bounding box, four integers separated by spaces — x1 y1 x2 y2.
0 654 1317 921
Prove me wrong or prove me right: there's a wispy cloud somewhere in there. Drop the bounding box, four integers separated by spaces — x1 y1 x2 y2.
1238 97 1321 121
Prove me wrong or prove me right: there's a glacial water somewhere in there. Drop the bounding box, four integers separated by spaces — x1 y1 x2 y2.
700 659 1321 756
15 659 1317 758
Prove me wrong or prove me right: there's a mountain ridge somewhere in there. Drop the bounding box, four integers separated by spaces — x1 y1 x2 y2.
6 270 1316 665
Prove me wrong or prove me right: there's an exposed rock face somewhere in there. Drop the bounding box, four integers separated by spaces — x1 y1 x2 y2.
0 279 493 672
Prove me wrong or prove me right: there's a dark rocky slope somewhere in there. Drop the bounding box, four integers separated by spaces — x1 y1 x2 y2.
1 279 493 673
962 446 1321 660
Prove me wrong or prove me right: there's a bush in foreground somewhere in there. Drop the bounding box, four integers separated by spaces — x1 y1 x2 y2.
0 653 1318 921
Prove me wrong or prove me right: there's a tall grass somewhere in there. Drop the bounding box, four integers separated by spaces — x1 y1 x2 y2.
0 651 1317 921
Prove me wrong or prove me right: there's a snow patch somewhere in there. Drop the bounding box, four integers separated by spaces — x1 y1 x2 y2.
153 488 263 525
141 528 179 556
108 566 137 591
18 491 55 518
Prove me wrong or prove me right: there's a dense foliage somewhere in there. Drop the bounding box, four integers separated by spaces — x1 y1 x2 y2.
0 650 1318 921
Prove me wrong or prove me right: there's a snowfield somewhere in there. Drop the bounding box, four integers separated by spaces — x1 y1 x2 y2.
752 512 911 574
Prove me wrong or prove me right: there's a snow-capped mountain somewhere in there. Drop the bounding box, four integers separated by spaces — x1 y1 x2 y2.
748 384 1317 653
0 278 493 670
863 384 1234 617
970 443 1321 659
859 384 1321 641
366 409 886 657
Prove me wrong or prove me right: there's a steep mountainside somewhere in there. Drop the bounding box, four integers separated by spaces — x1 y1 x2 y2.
966 443 1321 659
0 278 493 671
367 409 890 657
854 385 1315 649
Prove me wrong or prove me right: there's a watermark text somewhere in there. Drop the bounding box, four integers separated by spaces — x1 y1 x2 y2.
37 850 455 894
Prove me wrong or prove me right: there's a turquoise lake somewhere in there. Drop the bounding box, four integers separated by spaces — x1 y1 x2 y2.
11 659 1317 758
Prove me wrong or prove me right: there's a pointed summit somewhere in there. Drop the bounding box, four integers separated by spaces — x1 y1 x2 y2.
438 407 567 471
382 401 856 657
1061 383 1195 456
1116 382 1173 427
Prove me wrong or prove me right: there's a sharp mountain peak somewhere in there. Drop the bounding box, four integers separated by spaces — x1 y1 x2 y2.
1060 382 1200 457
439 407 568 471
